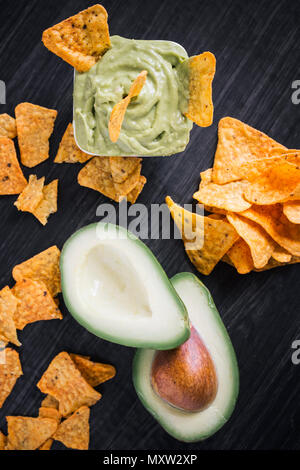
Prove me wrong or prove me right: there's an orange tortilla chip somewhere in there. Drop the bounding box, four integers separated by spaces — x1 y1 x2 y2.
42 5 110 73
41 394 59 410
212 117 286 184
53 406 90 450
241 204 300 257
12 245 61 297
184 52 216 127
55 123 91 163
39 407 61 423
272 245 292 263
237 154 300 181
0 431 6 450
78 156 118 201
113 163 142 196
193 168 251 212
12 278 63 330
283 200 300 224
0 114 17 139
0 286 20 347
243 162 300 205
14 174 45 213
109 71 147 143
0 138 27 195
110 157 142 184
127 175 147 204
166 196 239 275
254 256 300 271
15 103 57 167
33 179 58 225
226 238 254 274
70 354 116 387
37 352 101 417
6 416 57 450
226 212 275 269
0 348 23 408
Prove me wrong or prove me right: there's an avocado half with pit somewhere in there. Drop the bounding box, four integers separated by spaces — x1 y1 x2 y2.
60 223 190 349
133 272 239 442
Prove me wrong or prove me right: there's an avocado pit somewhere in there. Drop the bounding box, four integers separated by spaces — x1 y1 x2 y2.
151 326 218 412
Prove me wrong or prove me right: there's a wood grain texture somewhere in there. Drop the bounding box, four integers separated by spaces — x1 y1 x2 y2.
0 0 300 450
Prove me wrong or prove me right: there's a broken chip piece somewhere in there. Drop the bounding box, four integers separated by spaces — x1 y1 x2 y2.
14 174 45 213
70 354 116 387
53 406 90 450
166 196 239 275
41 394 59 410
0 286 20 347
42 4 111 73
12 278 63 330
37 352 101 417
0 348 23 408
32 179 58 225
15 103 57 167
55 123 91 164
0 114 17 139
109 71 148 143
6 416 57 450
225 238 254 274
12 245 61 297
0 138 27 195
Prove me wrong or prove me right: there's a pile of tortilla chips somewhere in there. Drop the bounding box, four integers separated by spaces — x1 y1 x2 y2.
0 352 115 450
167 117 300 275
0 103 59 225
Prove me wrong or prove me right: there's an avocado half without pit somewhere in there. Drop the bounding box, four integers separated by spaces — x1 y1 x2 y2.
60 223 190 349
133 273 239 442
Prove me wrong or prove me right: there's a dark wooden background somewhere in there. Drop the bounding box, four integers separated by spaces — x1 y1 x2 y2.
0 0 300 451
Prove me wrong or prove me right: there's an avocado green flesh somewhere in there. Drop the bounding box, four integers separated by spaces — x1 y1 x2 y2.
60 223 190 349
73 35 193 156
133 273 239 442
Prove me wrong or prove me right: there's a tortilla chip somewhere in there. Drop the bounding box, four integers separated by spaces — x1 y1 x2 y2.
283 200 300 224
32 179 58 225
0 286 20 347
166 196 239 275
0 138 27 195
237 154 300 181
241 204 300 256
12 245 61 297
78 156 118 201
0 431 6 450
12 278 62 330
109 71 147 143
6 416 57 450
110 157 142 184
272 245 292 263
41 394 59 410
14 174 45 213
39 438 53 451
0 114 17 139
254 256 300 271
226 212 275 269
226 238 254 274
127 175 147 204
42 5 110 73
193 168 251 212
37 352 101 417
184 52 216 127
53 406 90 450
39 407 61 423
70 354 116 387
0 348 23 408
212 117 286 184
243 162 300 205
15 103 57 167
113 163 142 196
54 123 91 163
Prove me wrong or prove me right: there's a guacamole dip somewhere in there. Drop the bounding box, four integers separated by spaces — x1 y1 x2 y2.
73 36 193 156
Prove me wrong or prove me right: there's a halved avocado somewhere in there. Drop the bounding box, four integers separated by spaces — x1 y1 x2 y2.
60 223 190 349
133 272 239 442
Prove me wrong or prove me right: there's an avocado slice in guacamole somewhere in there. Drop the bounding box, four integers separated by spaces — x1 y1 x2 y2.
73 35 193 156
